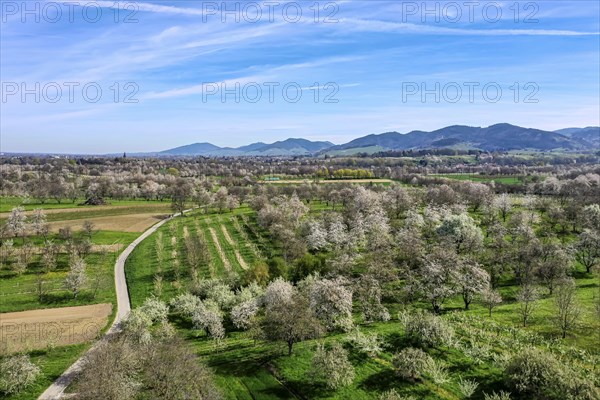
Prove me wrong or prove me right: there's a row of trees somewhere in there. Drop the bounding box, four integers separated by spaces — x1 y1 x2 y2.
2 154 598 204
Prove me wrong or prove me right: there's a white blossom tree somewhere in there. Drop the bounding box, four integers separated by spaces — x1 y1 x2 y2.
308 277 353 332
263 277 294 310
457 262 490 310
355 276 390 322
309 342 355 389
479 288 502 317
0 355 41 395
436 213 483 254
231 299 259 330
553 279 580 339
493 193 512 222
305 220 329 251
139 297 169 323
412 250 461 313
191 300 225 340
64 256 87 298
6 206 27 242
582 204 600 232
575 229 600 273
30 208 48 237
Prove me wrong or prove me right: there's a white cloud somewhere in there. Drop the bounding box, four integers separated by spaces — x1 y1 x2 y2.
339 18 599 36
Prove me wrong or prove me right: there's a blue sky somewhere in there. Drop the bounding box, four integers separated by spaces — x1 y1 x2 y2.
1 0 599 153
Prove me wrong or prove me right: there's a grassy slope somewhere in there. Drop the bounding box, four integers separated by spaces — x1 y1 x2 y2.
431 174 527 185
121 201 600 399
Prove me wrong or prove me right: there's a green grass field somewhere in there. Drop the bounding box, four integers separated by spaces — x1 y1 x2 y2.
4 344 89 400
431 174 530 185
0 198 171 213
0 230 138 313
125 208 271 308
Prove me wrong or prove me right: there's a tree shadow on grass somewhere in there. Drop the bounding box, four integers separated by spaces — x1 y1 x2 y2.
386 331 410 352
40 291 95 306
358 369 403 393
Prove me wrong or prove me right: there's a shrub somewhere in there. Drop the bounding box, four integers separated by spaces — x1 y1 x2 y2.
122 309 153 344
0 355 41 395
192 279 236 310
458 377 479 398
399 310 454 348
378 389 416 400
310 342 355 389
483 392 511 400
139 297 169 323
169 292 202 317
392 347 432 382
345 328 384 357
504 348 564 399
424 358 450 384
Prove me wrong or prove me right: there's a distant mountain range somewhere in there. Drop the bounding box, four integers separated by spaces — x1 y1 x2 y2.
149 124 598 157
158 138 334 157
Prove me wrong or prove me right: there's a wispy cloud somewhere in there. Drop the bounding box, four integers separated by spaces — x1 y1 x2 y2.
63 1 206 16
340 18 600 36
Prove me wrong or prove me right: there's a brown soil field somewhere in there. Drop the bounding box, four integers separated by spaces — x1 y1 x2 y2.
48 213 167 233
0 303 112 354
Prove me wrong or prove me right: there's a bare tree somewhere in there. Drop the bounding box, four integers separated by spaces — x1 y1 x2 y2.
480 287 502 317
516 284 540 327
82 220 96 240
553 279 580 339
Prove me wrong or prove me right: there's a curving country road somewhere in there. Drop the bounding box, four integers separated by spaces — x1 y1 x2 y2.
38 210 191 400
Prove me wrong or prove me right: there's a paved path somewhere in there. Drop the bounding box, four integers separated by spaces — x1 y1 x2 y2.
38 209 192 400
